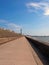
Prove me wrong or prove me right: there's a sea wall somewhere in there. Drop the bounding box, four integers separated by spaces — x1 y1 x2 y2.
26 36 49 58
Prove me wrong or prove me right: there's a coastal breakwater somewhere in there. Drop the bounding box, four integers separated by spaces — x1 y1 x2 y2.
25 36 49 64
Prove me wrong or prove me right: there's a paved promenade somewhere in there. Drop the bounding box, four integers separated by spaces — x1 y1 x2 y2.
0 37 37 65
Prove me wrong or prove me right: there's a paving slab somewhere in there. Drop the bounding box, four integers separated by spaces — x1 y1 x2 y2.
0 37 37 65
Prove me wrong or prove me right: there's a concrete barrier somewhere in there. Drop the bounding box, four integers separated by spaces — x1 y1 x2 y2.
26 36 49 59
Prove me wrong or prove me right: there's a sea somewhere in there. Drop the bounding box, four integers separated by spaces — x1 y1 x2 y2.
32 36 49 43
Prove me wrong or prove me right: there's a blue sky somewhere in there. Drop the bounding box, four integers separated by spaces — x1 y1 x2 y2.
0 0 49 35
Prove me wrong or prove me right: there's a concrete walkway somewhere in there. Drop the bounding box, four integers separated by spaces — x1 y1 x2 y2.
0 37 37 65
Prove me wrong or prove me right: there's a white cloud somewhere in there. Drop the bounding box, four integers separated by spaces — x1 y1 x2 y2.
26 2 49 16
7 23 21 29
26 2 40 8
44 7 49 15
7 23 21 33
0 19 21 33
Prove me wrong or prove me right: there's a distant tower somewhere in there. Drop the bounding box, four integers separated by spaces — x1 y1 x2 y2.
20 28 22 35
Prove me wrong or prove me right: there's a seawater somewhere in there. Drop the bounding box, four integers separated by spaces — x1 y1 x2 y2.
32 36 49 43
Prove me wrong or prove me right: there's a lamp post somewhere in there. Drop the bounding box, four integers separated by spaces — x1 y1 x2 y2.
20 28 22 35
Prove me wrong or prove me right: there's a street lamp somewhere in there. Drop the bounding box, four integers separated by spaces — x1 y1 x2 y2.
20 28 22 35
